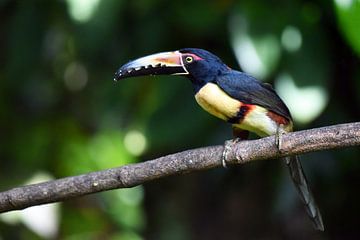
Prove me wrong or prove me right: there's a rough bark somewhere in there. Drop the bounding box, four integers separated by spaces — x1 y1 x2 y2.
0 122 359 213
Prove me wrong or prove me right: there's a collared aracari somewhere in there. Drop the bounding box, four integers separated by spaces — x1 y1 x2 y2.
114 48 324 231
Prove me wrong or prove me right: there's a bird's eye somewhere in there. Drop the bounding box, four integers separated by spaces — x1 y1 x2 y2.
185 56 193 63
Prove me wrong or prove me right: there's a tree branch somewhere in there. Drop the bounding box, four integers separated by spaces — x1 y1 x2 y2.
1 122 359 213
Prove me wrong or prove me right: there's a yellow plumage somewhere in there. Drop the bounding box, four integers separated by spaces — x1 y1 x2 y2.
195 83 292 137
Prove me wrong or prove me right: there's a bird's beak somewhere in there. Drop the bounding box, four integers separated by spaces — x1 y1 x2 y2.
114 51 188 81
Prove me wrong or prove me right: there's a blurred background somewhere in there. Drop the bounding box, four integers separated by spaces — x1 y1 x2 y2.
0 0 359 239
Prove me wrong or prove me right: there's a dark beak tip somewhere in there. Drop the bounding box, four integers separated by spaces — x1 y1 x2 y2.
114 68 125 81
113 72 119 82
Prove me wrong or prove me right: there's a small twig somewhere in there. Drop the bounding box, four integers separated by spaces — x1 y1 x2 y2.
0 122 359 213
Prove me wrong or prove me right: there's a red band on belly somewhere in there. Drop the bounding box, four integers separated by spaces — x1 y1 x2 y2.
266 111 290 126
227 104 255 124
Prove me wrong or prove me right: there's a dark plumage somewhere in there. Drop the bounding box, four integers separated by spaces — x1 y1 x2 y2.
179 48 291 121
216 72 292 121
114 48 324 231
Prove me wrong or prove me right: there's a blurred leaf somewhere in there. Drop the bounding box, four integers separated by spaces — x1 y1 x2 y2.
59 127 135 176
103 187 145 231
61 205 107 238
110 231 143 240
334 0 360 56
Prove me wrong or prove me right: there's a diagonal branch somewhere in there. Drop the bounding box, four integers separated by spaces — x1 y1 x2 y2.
0 122 359 213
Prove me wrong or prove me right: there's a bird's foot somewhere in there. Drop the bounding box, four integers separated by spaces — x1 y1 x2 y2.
275 125 286 154
222 138 241 168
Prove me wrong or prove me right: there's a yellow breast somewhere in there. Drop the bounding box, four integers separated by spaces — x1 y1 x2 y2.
194 82 293 137
195 83 241 121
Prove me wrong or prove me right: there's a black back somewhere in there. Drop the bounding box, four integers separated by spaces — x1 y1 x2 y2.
215 71 292 121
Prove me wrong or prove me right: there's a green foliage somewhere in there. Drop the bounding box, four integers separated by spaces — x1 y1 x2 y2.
334 0 360 56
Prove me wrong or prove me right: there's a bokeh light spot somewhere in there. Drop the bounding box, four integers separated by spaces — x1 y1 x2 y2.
275 73 328 124
230 15 281 79
66 0 101 23
124 130 147 156
281 26 303 52
64 62 88 91
233 35 265 78
116 186 144 206
334 0 355 9
0 172 60 239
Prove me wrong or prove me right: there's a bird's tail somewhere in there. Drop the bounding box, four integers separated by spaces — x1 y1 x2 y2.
284 155 324 231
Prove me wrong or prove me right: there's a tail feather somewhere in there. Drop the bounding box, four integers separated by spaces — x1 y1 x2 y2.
284 155 324 231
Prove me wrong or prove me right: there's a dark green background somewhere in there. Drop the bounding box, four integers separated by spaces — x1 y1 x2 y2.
1 0 359 239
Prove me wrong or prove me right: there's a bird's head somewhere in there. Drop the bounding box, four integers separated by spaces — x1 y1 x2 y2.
114 48 230 91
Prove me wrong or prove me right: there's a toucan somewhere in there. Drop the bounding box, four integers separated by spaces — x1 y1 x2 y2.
114 48 324 231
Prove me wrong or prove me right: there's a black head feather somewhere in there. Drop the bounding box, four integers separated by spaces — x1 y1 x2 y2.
179 48 230 91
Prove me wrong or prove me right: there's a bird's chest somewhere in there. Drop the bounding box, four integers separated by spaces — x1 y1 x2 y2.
194 83 292 137
194 83 240 121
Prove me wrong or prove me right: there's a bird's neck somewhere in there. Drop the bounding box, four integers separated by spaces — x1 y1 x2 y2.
189 76 211 94
189 67 229 93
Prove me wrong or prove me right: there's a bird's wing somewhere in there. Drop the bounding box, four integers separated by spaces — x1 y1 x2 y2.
215 71 292 121
285 155 324 231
